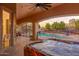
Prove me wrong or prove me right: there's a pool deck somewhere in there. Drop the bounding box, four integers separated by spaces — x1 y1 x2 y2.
63 35 79 42
38 33 79 43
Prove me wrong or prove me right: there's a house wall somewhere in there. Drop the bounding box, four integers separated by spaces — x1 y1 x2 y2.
0 5 16 48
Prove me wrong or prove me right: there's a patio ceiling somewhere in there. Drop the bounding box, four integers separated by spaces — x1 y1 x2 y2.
17 3 79 25
0 3 16 12
16 3 62 21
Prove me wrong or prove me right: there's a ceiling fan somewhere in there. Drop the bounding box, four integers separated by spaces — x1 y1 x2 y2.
22 3 52 11
34 3 52 11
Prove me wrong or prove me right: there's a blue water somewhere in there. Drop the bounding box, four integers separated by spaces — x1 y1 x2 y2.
38 33 66 39
32 40 79 56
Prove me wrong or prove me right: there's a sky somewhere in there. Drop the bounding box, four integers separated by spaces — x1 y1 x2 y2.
39 16 79 27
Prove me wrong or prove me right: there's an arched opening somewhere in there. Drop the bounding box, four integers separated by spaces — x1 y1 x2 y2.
38 15 79 40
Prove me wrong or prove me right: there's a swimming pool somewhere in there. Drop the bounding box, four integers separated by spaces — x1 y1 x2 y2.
38 33 66 39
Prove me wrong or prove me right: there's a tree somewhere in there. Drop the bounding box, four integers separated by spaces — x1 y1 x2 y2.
45 23 51 30
51 21 65 30
75 20 79 29
51 23 55 29
59 21 65 30
51 22 60 30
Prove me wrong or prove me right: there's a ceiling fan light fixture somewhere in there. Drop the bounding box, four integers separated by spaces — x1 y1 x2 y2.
35 3 52 10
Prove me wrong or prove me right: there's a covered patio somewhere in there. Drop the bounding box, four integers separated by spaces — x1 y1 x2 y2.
0 3 79 56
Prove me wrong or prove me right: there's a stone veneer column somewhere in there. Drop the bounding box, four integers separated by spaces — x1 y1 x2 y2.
32 22 39 41
13 14 16 46
10 13 15 47
0 7 2 48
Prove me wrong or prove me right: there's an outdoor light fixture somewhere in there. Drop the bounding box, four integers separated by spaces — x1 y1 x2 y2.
34 3 52 10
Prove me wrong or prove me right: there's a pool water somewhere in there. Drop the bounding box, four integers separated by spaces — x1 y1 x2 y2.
38 33 66 39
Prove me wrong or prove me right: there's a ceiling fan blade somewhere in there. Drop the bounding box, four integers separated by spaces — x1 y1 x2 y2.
42 6 49 10
39 7 47 11
44 4 52 7
37 4 52 8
